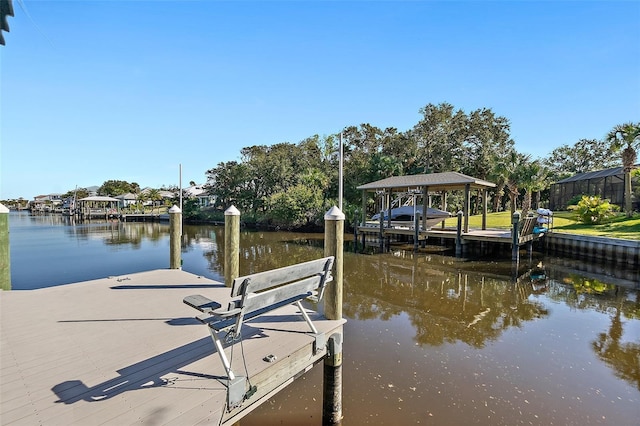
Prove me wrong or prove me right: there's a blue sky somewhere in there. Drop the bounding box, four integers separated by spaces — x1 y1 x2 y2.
1 0 639 200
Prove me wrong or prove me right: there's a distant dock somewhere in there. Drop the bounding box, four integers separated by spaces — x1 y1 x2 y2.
1 269 345 425
120 213 169 222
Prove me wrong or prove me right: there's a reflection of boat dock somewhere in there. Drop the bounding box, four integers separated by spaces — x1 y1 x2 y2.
0 269 345 425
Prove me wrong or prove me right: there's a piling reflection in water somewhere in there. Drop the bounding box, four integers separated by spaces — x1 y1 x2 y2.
8 214 639 424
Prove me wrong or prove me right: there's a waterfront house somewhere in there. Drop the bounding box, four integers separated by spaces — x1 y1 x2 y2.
183 184 215 208
29 194 63 212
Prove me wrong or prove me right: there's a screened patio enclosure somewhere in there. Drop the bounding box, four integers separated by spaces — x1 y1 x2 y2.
549 165 639 210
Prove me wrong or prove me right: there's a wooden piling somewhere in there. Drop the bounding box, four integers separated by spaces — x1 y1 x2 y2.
455 211 463 257
512 211 520 262
0 204 10 290
413 211 419 252
324 206 344 321
378 211 384 253
323 333 343 425
323 206 344 424
169 205 181 269
225 205 240 287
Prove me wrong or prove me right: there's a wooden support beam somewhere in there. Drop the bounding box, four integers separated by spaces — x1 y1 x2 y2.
482 189 488 230
464 183 471 233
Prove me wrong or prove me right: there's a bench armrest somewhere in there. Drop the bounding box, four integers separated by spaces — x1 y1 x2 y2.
183 294 222 313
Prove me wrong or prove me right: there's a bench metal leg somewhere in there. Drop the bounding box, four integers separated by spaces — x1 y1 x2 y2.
208 327 249 408
208 327 236 381
296 300 326 354
296 300 318 334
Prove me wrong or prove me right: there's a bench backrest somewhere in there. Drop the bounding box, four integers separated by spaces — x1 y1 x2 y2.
228 256 334 331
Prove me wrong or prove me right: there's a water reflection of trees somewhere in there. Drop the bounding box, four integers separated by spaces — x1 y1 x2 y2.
183 226 327 280
342 252 550 348
64 221 167 248
341 249 640 390
544 271 640 391
592 309 640 391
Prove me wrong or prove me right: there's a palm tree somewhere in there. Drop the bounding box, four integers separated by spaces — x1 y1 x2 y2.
607 122 640 217
147 189 161 214
136 191 146 213
518 160 548 217
494 150 528 215
489 153 509 213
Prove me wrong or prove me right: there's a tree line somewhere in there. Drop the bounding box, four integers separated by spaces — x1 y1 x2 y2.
204 102 639 227
4 103 636 224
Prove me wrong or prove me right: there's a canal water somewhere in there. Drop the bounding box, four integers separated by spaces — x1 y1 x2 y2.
7 211 640 425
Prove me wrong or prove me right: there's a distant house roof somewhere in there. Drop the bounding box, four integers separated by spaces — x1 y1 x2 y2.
184 185 208 197
113 193 138 201
139 188 176 198
79 196 120 202
555 165 636 184
357 172 496 192
34 194 62 201
158 190 175 198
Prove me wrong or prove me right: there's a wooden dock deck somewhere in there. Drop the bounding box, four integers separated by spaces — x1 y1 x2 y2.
1 269 345 425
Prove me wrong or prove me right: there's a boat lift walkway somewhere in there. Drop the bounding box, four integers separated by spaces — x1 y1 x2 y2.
1 269 345 425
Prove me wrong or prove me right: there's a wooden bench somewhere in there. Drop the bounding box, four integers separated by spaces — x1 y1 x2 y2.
183 256 334 408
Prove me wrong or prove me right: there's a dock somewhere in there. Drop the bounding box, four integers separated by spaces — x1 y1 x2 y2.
357 219 543 257
1 269 345 425
120 213 168 222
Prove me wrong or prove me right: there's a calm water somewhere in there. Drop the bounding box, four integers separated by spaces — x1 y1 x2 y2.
7 211 640 425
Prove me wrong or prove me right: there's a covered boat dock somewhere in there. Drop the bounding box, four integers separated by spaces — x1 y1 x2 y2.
355 172 544 258
357 171 496 233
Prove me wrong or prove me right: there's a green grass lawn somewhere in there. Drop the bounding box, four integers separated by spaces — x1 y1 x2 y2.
443 211 640 241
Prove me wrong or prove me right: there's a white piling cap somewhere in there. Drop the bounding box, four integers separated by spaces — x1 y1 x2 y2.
169 205 181 213
324 205 345 220
225 205 240 216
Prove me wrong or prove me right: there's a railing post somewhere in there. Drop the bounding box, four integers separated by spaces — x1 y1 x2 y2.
169 205 182 269
512 211 521 262
0 204 10 290
225 205 240 287
324 206 344 321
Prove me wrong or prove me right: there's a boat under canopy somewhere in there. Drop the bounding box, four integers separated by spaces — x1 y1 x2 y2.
371 206 451 229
